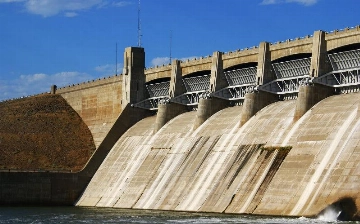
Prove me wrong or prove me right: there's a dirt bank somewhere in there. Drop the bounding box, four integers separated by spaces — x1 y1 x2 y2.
0 94 95 172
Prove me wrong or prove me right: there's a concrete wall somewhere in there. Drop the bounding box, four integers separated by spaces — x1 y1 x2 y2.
57 75 123 149
0 171 94 206
145 65 172 83
269 36 312 61
326 26 360 51
222 47 258 70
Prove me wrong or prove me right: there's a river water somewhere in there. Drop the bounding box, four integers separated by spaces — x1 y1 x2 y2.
0 207 357 224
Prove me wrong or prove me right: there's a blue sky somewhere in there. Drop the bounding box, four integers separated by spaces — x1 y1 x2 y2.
0 0 358 100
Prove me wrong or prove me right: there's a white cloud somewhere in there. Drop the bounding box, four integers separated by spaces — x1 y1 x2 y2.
261 0 318 6
0 71 93 101
64 12 78 17
112 1 131 7
151 57 170 67
261 0 277 4
20 73 46 82
95 63 122 75
0 0 25 2
287 0 318 6
0 0 131 17
24 0 103 17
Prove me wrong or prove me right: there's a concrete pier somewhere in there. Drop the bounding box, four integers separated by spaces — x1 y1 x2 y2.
155 102 188 132
154 60 188 132
194 97 228 130
240 41 278 126
294 84 334 121
240 91 278 126
294 30 335 121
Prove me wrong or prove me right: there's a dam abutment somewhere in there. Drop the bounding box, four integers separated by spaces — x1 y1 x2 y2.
80 104 152 176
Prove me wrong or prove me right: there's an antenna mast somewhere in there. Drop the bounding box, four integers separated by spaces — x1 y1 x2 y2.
115 42 118 75
169 30 172 63
137 0 142 47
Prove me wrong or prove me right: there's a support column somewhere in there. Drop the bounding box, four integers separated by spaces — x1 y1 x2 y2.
257 42 275 85
240 42 278 126
309 31 332 78
122 47 146 110
169 60 186 98
154 60 187 132
210 51 227 92
294 31 334 121
194 51 228 130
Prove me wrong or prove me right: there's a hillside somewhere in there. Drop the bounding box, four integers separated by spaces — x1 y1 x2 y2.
0 94 95 172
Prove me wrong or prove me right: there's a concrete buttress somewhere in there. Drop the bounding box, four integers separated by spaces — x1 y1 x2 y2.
155 60 188 132
294 31 334 121
240 42 278 126
194 51 228 130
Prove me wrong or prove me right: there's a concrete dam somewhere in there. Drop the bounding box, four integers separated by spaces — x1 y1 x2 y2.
77 93 360 218
1 26 360 220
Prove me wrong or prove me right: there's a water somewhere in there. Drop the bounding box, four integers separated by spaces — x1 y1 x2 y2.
317 205 342 222
0 207 357 224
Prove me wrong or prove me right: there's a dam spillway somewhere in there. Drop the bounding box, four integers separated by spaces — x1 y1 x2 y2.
76 92 360 217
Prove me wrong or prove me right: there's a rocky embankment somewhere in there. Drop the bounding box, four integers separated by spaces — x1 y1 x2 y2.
0 94 95 172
